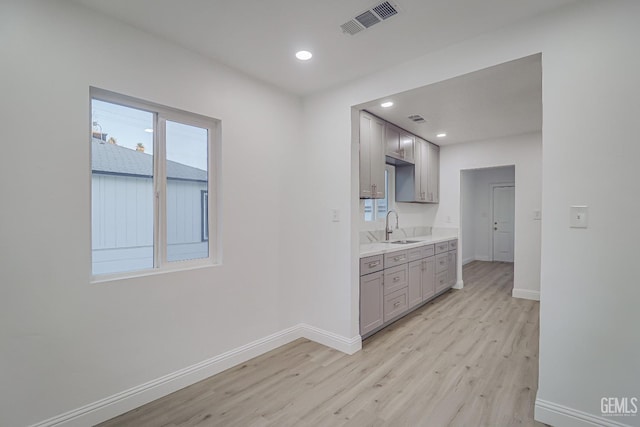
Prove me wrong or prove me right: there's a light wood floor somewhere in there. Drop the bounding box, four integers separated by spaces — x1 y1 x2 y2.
98 261 543 427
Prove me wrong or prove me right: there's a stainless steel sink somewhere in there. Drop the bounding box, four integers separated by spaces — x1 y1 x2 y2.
389 240 421 244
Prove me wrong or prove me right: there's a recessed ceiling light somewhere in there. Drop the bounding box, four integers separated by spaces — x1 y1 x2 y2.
295 50 313 61
381 101 394 108
437 133 447 138
144 128 153 133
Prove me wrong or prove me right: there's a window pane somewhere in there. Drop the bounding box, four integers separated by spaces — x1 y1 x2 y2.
166 120 209 262
377 170 389 217
364 199 374 221
91 99 154 275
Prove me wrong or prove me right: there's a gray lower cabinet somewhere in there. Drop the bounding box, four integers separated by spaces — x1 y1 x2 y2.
360 239 458 338
435 271 449 294
409 256 436 308
384 288 409 322
422 256 436 301
408 260 423 309
360 270 384 336
448 249 458 287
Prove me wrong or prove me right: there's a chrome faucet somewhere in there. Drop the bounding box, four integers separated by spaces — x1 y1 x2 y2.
385 210 399 241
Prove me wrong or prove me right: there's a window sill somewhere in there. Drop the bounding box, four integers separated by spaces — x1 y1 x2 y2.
90 260 220 284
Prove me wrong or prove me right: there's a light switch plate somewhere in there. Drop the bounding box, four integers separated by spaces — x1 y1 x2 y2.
570 205 588 228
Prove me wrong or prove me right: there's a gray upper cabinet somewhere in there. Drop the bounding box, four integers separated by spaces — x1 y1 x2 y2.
395 138 438 203
385 123 414 164
427 142 440 203
359 111 386 199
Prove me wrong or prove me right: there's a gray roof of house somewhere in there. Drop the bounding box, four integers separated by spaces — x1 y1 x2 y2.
91 138 207 182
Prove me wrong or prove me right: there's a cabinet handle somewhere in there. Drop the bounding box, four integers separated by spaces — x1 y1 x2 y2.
394 301 401 307
368 261 380 268
393 256 405 262
393 276 400 282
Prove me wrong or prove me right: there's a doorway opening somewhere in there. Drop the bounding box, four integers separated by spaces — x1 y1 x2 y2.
460 165 515 289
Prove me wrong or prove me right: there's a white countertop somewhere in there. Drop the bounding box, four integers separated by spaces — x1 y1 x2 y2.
360 231 458 258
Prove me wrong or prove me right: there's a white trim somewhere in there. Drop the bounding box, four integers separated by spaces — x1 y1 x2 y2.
462 256 475 265
535 398 634 427
512 288 540 301
28 324 360 427
452 279 464 290
300 323 362 355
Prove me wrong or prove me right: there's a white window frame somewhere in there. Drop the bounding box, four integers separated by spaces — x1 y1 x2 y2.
90 87 220 282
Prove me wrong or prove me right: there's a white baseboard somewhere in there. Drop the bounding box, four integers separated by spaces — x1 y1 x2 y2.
463 255 491 265
452 279 464 290
535 398 633 427
512 288 540 301
300 323 362 355
29 324 361 427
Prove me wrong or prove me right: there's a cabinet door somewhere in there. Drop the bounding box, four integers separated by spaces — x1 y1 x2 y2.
400 131 415 163
419 139 429 201
435 271 449 294
448 249 457 286
384 287 409 323
370 116 386 198
359 113 372 198
408 260 423 309
422 256 436 301
360 271 383 336
427 143 440 203
385 123 402 159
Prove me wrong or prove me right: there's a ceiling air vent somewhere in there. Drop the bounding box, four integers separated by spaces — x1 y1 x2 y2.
355 10 381 28
341 20 364 35
373 2 399 20
341 1 400 36
408 114 426 123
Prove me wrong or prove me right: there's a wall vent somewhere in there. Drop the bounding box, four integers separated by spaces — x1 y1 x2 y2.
341 2 400 36
407 114 426 123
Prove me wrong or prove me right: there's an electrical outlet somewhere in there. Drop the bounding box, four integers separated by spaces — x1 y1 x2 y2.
570 206 588 228
331 209 340 222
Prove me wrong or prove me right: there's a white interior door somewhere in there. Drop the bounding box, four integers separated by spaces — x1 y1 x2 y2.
492 186 515 262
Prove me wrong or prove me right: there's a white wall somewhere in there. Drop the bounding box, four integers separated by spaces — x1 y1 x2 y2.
298 1 640 425
460 170 477 264
0 1 303 426
461 166 517 265
3 0 640 426
439 136 540 297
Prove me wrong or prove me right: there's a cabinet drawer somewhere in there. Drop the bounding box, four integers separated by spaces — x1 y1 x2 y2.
384 250 408 269
436 271 449 294
436 253 449 273
360 255 384 275
448 239 458 251
384 287 409 323
435 241 449 254
383 264 408 295
422 244 435 258
407 247 424 262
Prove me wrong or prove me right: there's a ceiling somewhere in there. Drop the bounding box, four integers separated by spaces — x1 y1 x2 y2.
358 54 542 145
72 0 578 95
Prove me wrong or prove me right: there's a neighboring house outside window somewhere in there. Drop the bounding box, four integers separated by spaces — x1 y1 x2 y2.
91 88 218 278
